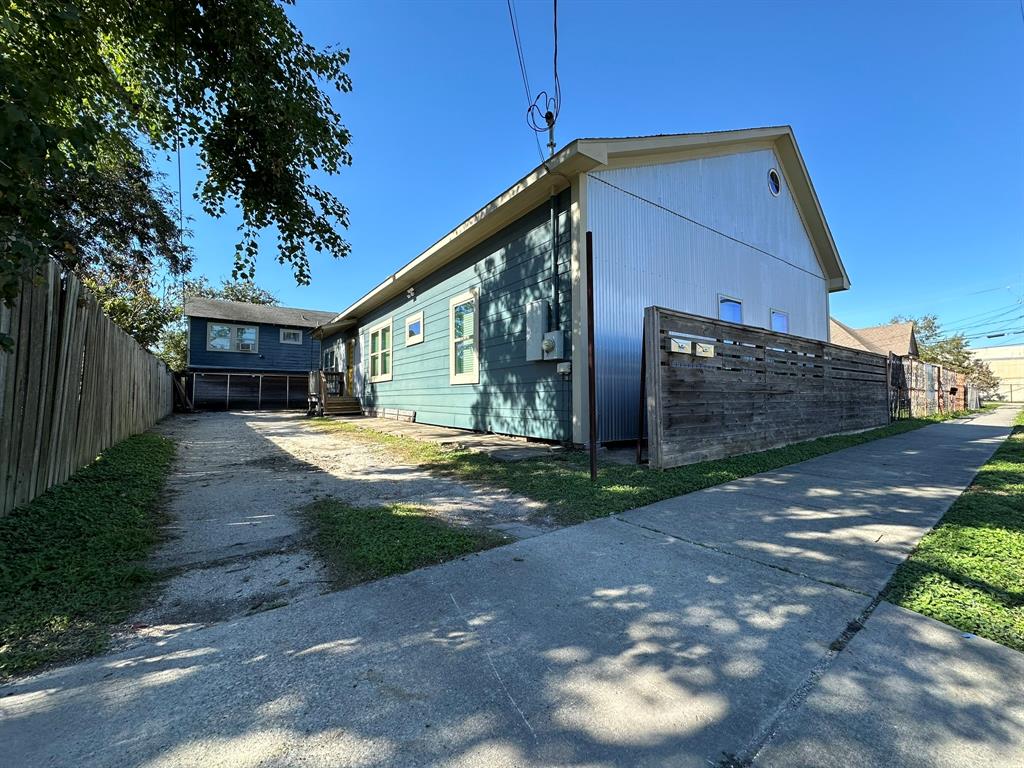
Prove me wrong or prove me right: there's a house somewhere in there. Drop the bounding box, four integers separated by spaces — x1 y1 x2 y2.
828 318 919 357
973 343 1024 402
184 297 336 409
829 317 988 414
314 126 851 444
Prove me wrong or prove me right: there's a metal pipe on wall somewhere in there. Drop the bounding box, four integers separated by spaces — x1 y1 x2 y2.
586 231 597 481
550 192 560 330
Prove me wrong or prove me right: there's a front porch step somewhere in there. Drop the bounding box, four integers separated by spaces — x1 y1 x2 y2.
323 396 362 415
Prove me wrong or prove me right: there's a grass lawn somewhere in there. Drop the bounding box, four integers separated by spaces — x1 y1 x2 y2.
885 408 1024 651
0 433 175 679
305 500 507 587
312 410 982 525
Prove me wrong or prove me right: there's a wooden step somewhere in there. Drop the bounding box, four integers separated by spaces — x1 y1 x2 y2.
324 400 362 415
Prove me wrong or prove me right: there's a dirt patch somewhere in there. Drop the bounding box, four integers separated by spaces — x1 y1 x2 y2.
123 411 550 646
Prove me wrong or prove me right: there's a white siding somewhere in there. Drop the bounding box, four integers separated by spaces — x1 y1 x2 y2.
588 147 830 441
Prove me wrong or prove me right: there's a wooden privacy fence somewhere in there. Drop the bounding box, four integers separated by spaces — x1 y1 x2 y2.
0 261 174 517
643 307 890 470
890 356 981 418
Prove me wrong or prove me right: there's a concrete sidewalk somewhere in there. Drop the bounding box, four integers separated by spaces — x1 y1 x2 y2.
2 408 1021 767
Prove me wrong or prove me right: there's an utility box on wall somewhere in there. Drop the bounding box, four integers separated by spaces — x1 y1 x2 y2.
526 299 567 361
526 300 549 361
542 330 566 361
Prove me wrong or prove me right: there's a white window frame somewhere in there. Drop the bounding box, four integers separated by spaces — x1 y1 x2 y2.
717 294 743 325
279 328 303 345
449 290 479 385
206 322 259 354
323 347 337 371
770 308 789 334
367 318 393 383
405 311 425 347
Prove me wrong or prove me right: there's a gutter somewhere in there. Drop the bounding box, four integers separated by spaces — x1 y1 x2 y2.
316 141 605 336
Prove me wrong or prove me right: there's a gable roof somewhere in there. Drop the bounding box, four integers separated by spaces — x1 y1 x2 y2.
830 317 919 357
316 126 849 338
184 297 336 328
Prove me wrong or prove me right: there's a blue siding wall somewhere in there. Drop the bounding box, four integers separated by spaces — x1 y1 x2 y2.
188 317 321 372
325 192 572 441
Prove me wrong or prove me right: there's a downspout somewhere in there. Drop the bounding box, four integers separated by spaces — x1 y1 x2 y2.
549 190 560 330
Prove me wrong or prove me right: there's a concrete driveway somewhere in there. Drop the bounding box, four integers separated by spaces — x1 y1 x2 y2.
2 408 1022 767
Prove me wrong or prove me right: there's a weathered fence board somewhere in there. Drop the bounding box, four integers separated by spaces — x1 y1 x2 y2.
888 356 981 418
0 262 174 517
644 306 891 469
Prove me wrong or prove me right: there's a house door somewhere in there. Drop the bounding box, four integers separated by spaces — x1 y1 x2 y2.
345 338 356 396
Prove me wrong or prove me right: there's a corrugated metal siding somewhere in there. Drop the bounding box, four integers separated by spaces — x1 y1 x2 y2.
323 192 573 440
588 148 830 441
188 317 321 372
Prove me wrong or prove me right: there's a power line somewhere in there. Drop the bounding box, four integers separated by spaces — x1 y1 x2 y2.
942 299 1024 328
934 325 1024 343
506 0 547 163
944 307 1024 335
506 0 532 106
587 174 826 282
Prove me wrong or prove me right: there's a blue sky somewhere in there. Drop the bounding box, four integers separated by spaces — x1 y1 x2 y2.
164 0 1024 348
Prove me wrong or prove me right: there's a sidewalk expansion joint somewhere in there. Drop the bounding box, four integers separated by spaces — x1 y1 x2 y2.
720 594 884 767
611 515 871 597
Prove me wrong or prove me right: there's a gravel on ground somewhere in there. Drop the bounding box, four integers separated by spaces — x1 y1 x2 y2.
125 411 547 644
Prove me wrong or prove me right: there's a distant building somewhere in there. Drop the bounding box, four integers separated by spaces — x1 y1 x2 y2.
184 297 335 409
972 343 1024 402
829 318 919 357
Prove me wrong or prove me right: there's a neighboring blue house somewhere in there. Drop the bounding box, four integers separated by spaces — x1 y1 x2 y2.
313 127 852 444
184 297 336 410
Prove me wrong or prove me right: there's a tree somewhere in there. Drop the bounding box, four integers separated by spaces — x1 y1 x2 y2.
1 0 351 348
188 278 279 307
157 277 278 371
891 314 1000 396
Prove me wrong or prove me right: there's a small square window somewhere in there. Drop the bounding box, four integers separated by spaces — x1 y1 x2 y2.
718 296 742 324
280 328 303 345
405 311 424 346
770 309 789 334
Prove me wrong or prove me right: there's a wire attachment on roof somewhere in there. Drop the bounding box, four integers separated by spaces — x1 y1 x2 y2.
526 0 561 157
507 0 562 159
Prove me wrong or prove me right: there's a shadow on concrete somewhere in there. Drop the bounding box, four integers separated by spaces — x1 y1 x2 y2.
1 414 1020 767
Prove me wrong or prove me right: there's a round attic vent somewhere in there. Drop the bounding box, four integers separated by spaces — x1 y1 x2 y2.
768 168 782 196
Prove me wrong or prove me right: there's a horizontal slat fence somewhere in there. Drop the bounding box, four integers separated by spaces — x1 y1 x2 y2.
0 261 173 517
644 306 890 469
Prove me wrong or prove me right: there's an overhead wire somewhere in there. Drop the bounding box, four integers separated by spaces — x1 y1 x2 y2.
941 298 1024 328
506 0 547 163
506 0 562 162
943 307 1024 335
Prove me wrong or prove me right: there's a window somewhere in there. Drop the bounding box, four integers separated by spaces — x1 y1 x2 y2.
770 309 789 334
207 322 258 353
280 328 303 345
323 348 337 371
405 311 424 346
449 290 479 385
718 295 743 324
368 319 392 383
768 168 782 197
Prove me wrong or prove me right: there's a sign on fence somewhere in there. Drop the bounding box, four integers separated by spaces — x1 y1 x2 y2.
643 306 891 470
0 262 174 517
